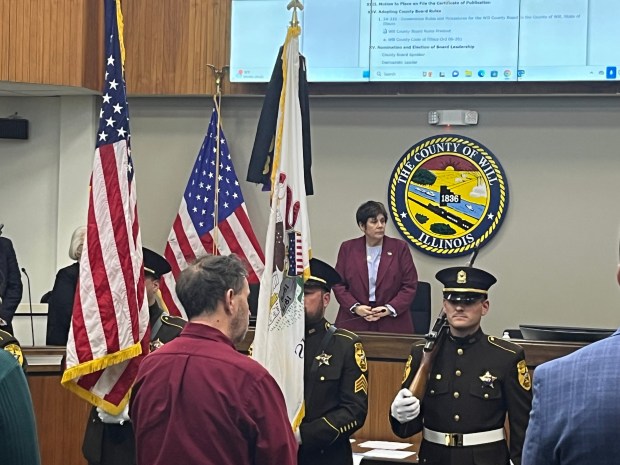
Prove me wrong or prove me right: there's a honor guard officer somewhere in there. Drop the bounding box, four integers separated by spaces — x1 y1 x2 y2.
142 247 186 351
82 248 186 465
298 258 369 465
390 266 532 465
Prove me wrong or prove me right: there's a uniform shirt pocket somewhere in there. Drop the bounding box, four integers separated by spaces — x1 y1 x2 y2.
469 382 502 401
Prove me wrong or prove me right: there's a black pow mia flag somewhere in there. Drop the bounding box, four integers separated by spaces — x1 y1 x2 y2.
246 46 314 196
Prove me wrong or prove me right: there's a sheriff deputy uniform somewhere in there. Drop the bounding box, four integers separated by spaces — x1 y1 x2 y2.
390 266 532 465
298 258 369 465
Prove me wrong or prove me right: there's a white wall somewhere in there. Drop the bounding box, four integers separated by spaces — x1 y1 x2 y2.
2 94 620 339
0 97 62 301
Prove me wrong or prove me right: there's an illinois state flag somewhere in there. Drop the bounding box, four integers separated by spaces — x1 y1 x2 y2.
158 96 264 317
251 24 311 430
62 0 149 415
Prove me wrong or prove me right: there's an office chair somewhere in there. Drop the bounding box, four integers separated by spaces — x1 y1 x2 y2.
248 282 260 326
410 281 431 334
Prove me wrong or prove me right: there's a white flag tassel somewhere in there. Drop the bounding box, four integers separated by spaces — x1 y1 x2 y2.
252 24 310 432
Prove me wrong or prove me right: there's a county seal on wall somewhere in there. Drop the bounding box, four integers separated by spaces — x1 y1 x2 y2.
388 135 509 257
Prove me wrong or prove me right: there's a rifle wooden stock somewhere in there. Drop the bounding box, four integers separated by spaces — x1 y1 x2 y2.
409 350 435 398
408 313 448 399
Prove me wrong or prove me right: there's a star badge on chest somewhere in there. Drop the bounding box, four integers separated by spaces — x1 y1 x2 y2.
479 371 497 388
315 351 332 366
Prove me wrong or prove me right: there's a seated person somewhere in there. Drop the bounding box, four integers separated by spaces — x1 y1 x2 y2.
46 226 86 345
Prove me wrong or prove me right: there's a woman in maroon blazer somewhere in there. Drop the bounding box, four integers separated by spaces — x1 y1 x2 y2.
333 201 418 333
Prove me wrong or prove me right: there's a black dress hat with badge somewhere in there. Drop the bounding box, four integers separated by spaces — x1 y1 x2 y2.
143 247 171 279
306 258 342 292
435 266 497 303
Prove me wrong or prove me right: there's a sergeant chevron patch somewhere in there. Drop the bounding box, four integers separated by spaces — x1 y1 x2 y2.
354 374 368 394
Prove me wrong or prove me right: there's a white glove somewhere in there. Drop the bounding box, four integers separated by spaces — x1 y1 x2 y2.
390 388 420 424
96 404 130 425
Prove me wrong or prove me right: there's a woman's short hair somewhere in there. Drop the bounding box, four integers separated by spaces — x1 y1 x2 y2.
175 254 248 320
356 200 388 227
69 226 87 261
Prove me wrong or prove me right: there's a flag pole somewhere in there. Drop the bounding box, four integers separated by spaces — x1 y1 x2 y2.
207 65 229 255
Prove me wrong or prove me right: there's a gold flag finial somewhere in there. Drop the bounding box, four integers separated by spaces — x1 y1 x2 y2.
207 65 229 97
287 0 303 27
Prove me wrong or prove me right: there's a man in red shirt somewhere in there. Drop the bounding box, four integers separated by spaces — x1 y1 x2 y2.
130 254 297 465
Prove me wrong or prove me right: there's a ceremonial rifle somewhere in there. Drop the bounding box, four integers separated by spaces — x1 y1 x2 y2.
408 248 479 398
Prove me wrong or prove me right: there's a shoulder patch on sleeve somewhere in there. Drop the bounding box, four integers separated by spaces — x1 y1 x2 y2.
354 342 367 372
517 359 532 391
4 343 24 366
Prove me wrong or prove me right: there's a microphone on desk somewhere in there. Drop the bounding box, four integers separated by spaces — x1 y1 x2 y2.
20 267 36 346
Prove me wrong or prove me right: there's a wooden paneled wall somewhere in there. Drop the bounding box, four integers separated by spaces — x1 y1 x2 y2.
0 0 103 90
0 0 239 95
122 0 229 95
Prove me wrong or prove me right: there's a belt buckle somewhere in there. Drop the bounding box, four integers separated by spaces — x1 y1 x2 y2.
444 433 463 447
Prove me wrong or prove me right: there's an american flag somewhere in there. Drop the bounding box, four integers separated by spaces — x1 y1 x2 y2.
159 96 264 317
61 0 149 415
